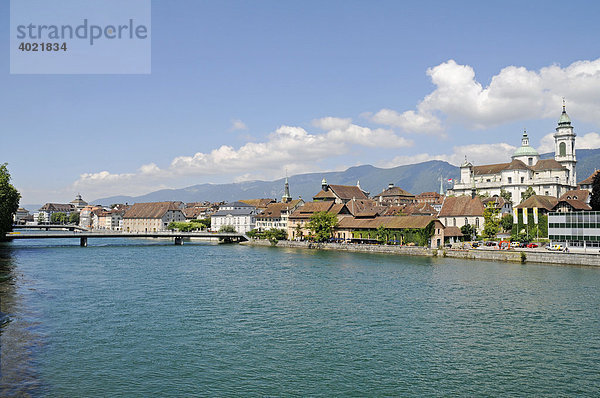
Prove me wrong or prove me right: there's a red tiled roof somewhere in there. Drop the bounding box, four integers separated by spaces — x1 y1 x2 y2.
559 190 590 202
438 196 484 217
473 162 511 175
337 215 438 230
123 202 183 219
314 184 368 201
373 186 414 198
515 195 558 210
290 201 350 219
239 199 276 209
578 170 600 186
531 159 565 171
444 226 463 237
556 199 592 211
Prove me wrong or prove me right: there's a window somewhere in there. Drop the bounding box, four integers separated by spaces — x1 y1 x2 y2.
453 218 456 227
476 218 480 227
528 157 533 166
559 142 566 156
464 217 468 225
521 177 525 184
508 177 512 184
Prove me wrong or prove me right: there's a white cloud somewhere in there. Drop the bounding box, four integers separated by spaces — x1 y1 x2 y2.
576 132 600 149
382 142 517 168
72 122 412 199
370 109 444 135
312 116 352 131
371 58 600 131
230 119 248 131
538 131 600 153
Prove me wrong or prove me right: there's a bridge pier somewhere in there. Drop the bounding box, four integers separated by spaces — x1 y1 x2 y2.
80 237 88 247
174 237 183 245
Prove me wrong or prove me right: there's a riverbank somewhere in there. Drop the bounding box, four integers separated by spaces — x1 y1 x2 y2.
242 239 600 267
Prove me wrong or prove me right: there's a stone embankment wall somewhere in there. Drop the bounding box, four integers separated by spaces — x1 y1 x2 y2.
242 239 600 267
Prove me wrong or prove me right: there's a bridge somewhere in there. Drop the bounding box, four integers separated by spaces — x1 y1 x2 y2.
13 224 89 232
4 230 249 246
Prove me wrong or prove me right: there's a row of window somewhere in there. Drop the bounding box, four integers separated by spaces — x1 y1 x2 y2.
549 223 600 229
549 235 600 241
549 212 600 223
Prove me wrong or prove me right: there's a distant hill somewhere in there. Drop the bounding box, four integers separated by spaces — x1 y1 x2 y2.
93 160 461 205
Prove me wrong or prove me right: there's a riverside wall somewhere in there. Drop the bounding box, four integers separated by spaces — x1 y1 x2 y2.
242 239 600 267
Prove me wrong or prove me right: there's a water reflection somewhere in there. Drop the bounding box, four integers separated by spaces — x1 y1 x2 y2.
0 245 43 397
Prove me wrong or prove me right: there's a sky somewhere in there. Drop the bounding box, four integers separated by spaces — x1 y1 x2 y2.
2 0 600 204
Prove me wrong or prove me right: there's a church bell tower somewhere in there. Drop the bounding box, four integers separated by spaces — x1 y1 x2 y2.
554 100 577 186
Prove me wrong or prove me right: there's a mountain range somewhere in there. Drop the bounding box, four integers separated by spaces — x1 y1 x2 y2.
89 148 599 206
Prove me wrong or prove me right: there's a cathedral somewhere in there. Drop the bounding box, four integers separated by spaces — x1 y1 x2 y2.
448 104 577 202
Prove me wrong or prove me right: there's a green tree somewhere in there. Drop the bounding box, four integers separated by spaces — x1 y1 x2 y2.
307 211 337 242
375 225 390 244
295 224 303 239
69 212 80 225
460 224 475 241
500 189 512 204
500 213 513 232
51 212 68 224
520 186 536 203
0 164 21 238
482 203 500 239
195 218 211 229
218 225 237 233
263 228 287 244
590 172 600 211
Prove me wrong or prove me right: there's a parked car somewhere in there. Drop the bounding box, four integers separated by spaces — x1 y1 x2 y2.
527 243 538 248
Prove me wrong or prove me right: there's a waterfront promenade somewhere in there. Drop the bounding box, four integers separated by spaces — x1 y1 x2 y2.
244 239 600 267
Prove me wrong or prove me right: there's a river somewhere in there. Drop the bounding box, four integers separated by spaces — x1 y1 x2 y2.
1 238 599 396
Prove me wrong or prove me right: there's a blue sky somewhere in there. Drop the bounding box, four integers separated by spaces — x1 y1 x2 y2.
3 0 600 204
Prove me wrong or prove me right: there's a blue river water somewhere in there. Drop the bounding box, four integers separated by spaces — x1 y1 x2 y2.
1 238 600 396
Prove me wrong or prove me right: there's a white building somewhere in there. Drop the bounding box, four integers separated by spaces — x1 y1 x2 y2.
449 105 577 203
210 201 260 233
34 203 76 224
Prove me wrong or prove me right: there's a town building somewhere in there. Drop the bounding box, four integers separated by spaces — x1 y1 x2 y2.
334 215 445 248
34 203 76 224
239 199 276 211
548 211 600 251
514 195 558 220
438 195 485 234
96 207 128 230
13 207 30 224
210 201 260 233
449 105 578 202
481 196 512 216
415 191 444 211
313 179 369 204
69 194 88 211
122 202 186 232
79 205 103 229
372 183 416 205
287 201 351 240
255 199 304 231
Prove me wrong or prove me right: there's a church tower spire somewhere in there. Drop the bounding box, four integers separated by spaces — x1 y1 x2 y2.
554 99 577 188
282 176 292 203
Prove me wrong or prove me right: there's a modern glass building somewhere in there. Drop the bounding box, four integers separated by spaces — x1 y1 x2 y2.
548 211 600 250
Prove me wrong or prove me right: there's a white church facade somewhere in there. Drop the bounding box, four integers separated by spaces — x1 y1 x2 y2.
448 105 577 203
